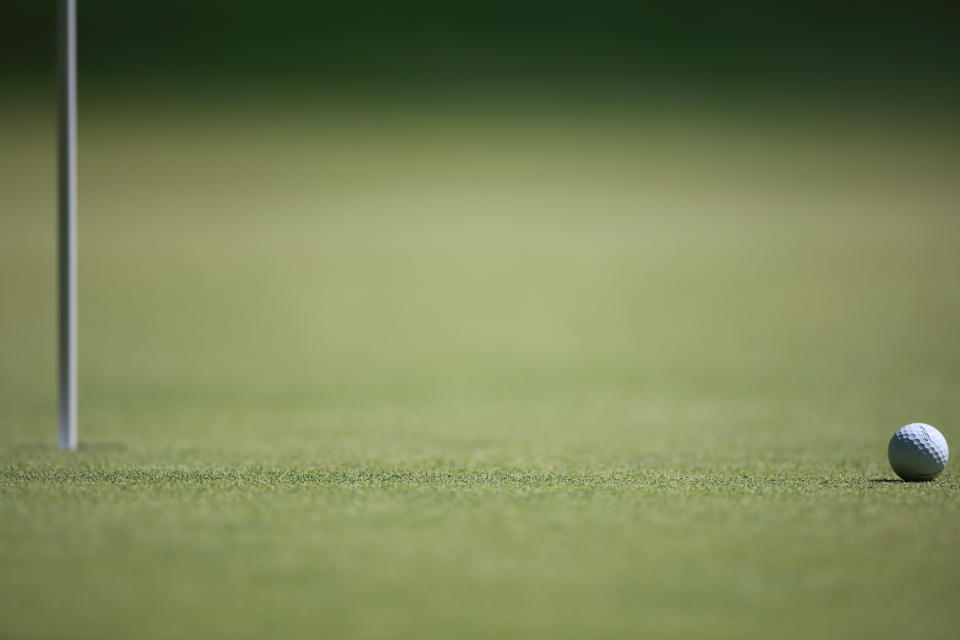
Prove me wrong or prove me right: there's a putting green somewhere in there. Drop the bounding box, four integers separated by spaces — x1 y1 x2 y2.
2 101 959 639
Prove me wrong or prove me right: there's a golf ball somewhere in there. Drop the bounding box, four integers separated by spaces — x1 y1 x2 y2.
887 423 949 481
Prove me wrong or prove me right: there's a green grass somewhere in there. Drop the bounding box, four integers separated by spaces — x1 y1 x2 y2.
2 101 960 639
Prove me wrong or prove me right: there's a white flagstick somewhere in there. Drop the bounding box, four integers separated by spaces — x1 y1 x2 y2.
58 0 78 451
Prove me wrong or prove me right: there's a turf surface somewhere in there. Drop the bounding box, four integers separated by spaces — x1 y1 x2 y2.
2 102 960 638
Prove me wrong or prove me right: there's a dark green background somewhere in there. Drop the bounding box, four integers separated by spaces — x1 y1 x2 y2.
5 1 960 100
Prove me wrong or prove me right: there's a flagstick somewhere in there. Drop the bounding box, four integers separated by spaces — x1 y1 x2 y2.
58 0 78 451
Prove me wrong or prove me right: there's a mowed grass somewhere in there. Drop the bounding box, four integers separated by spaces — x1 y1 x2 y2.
2 100 960 639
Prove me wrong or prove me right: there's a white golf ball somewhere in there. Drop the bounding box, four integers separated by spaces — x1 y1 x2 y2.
888 423 949 481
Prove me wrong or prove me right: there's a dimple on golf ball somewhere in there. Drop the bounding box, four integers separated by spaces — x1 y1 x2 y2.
888 423 949 481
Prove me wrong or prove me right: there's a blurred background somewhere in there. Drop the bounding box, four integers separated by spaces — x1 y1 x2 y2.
3 1 960 454
2 0 960 456
5 1 960 97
